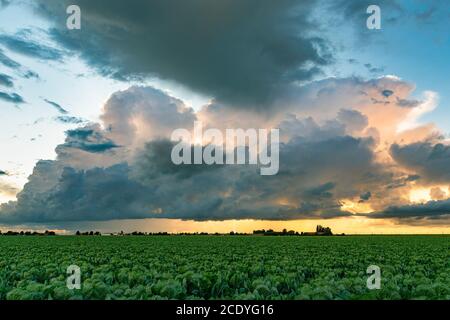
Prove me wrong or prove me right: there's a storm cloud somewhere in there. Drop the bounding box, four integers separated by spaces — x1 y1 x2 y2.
368 200 450 220
0 76 446 225
0 82 397 224
0 135 371 223
30 0 336 107
390 142 450 183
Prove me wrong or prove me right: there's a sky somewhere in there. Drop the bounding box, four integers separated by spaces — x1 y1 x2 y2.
0 0 450 234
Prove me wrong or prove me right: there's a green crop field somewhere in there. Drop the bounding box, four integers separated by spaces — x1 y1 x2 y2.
0 235 449 300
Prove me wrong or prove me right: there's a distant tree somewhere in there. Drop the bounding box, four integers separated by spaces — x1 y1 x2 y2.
76 231 81 236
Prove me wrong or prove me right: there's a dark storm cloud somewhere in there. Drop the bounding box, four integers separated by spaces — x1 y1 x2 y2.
0 80 417 224
0 91 25 104
0 31 64 61
0 73 13 87
43 98 68 114
0 131 377 223
304 182 335 199
367 200 450 220
0 164 151 223
390 142 450 182
165 135 379 221
133 140 224 181
31 0 334 107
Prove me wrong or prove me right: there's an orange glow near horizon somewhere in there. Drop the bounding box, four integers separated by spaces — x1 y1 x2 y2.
71 217 450 235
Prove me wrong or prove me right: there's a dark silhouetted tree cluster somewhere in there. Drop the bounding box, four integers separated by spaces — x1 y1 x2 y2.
75 231 102 236
0 230 56 236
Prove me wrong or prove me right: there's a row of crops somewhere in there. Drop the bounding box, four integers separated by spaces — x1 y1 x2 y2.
0 235 449 300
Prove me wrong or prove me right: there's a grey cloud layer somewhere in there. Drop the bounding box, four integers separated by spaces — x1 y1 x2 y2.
31 0 336 107
367 200 450 220
390 142 450 183
0 83 402 224
0 135 371 223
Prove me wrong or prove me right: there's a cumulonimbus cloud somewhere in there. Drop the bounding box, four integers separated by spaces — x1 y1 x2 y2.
1 77 448 225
